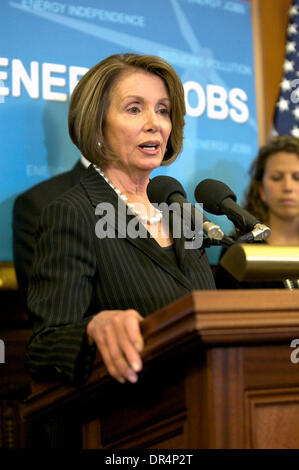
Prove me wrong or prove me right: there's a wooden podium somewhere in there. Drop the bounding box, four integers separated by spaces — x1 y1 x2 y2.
24 290 299 449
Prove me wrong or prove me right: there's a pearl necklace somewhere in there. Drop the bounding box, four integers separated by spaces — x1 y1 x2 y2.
93 165 163 225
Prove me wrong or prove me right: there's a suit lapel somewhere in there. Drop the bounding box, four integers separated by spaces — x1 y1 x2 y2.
80 166 193 290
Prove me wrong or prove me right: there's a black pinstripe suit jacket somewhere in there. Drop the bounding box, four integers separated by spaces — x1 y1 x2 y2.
13 160 87 301
25 165 215 384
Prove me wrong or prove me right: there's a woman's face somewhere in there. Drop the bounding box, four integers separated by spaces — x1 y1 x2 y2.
259 151 299 221
103 69 172 174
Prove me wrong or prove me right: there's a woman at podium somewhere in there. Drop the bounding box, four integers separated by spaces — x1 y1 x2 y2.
24 53 215 387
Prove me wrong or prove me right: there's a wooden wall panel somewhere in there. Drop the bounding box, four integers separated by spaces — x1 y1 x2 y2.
251 0 292 142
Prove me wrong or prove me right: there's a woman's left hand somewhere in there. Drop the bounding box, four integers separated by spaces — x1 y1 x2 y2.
86 308 144 384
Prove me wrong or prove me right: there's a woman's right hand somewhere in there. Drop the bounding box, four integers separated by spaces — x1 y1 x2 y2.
86 309 144 384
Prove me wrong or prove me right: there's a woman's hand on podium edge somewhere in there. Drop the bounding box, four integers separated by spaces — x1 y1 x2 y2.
86 309 144 384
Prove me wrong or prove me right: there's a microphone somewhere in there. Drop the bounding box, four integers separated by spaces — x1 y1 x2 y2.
194 178 271 242
147 175 229 243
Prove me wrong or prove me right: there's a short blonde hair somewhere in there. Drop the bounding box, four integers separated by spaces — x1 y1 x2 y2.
68 53 185 166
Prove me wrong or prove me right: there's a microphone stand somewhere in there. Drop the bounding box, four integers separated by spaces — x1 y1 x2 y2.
202 236 235 248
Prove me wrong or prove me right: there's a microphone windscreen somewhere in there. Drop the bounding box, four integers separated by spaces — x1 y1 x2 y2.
194 179 237 215
147 175 186 204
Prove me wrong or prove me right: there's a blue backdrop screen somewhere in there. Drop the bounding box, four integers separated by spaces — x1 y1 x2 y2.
1 0 258 264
